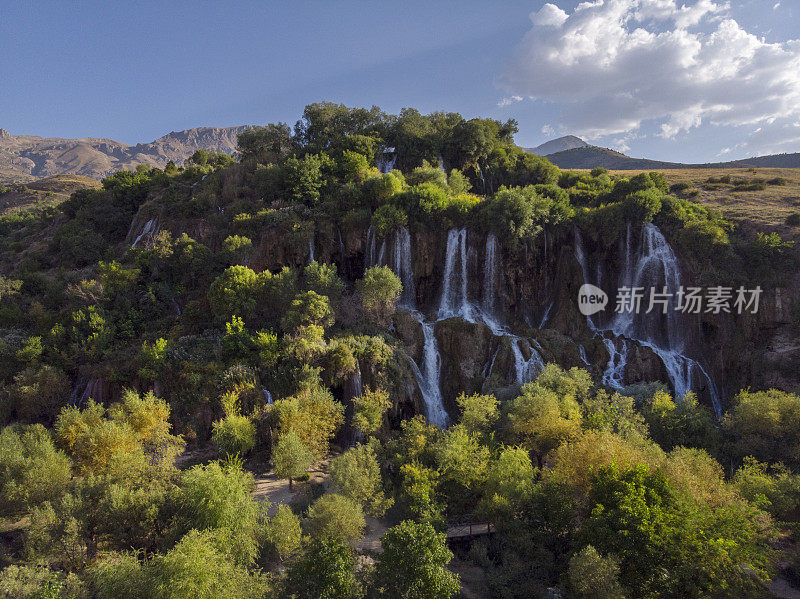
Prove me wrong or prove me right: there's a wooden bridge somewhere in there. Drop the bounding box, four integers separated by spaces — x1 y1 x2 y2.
446 522 494 542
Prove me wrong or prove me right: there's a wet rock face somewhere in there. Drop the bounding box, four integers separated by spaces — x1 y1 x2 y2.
434 318 495 409
393 309 424 364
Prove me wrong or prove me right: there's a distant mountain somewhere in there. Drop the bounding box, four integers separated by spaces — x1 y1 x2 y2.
524 135 588 156
533 143 800 170
0 126 251 182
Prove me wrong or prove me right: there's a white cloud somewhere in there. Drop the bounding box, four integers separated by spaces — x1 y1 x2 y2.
542 124 556 136
497 95 523 107
773 2 781 9
531 3 569 27
500 0 800 151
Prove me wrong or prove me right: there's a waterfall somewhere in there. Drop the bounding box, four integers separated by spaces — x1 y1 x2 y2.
538 301 553 329
575 224 721 415
476 163 486 195
601 336 628 389
438 228 474 321
262 389 274 405
579 344 590 366
392 227 416 308
480 233 503 329
308 238 315 264
130 219 157 249
365 226 385 269
437 155 445 171
407 316 449 427
512 338 544 385
376 147 397 173
337 227 345 258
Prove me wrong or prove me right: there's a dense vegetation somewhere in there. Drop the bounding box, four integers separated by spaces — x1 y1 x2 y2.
1 103 799 598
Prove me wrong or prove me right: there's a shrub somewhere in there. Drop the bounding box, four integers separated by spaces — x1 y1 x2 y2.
786 212 800 227
305 493 366 544
212 415 256 458
357 266 402 327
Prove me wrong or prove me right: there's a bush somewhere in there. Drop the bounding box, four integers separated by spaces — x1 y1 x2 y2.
372 203 408 237
786 212 800 227
305 493 366 544
212 415 256 458
357 266 402 327
0 424 72 516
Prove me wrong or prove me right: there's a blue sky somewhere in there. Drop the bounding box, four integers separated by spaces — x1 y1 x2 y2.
1 1 798 163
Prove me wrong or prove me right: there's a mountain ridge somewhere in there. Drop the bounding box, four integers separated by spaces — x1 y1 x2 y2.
536 143 800 170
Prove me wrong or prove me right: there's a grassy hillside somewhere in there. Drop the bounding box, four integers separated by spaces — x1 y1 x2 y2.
604 167 800 243
0 174 101 216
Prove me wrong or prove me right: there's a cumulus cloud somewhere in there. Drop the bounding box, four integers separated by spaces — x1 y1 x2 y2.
497 95 523 107
500 0 800 152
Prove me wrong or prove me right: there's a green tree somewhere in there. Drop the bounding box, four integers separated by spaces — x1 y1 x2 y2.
579 463 773 598
211 414 256 458
305 493 366 545
479 445 535 521
207 265 260 323
733 457 800 520
644 390 718 452
303 261 344 303
723 388 800 468
265 504 303 561
273 385 344 459
0 424 71 517
567 545 626 599
285 539 360 599
507 366 584 466
237 122 294 163
357 266 402 327
330 443 392 517
282 290 334 332
149 529 269 599
456 392 498 435
352 387 391 437
374 520 460 599
273 431 313 489
177 461 260 565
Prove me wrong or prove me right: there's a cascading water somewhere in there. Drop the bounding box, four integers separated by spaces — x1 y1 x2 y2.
130 218 157 249
308 238 315 264
414 321 449 427
376 148 397 173
575 223 721 415
481 233 502 329
369 226 449 426
392 227 416 308
262 389 274 405
438 228 475 321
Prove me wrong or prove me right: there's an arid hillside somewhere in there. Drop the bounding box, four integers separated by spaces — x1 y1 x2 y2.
0 126 250 181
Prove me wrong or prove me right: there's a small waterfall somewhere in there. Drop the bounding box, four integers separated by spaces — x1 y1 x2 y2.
437 155 445 171
482 344 501 379
262 389 274 405
538 301 553 329
438 228 474 321
376 147 397 173
392 227 416 308
601 336 628 389
337 227 345 258
365 225 386 269
130 218 157 249
512 338 544 385
308 238 315 264
578 344 590 366
480 233 503 329
476 163 486 195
